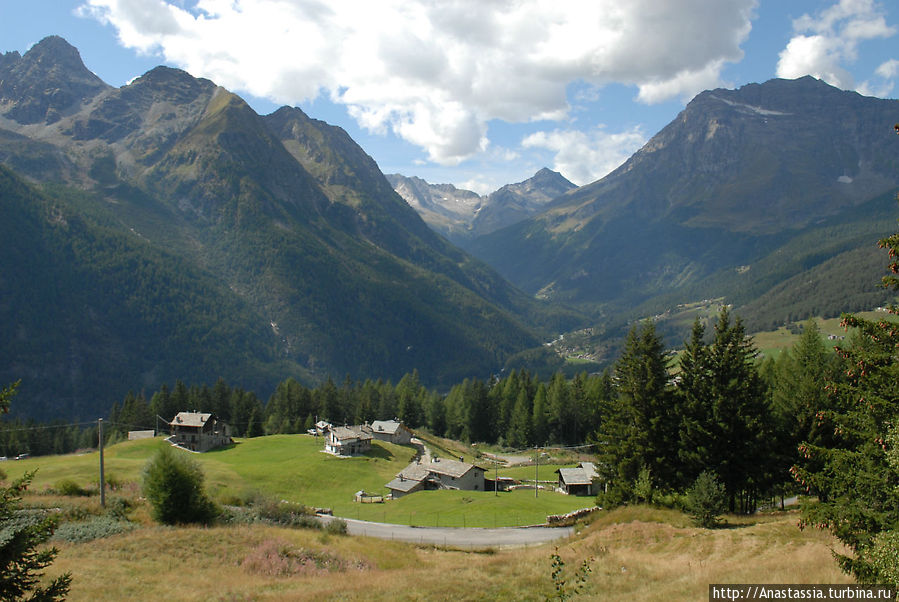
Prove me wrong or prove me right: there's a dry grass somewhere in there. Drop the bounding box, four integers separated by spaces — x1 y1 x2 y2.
46 505 852 601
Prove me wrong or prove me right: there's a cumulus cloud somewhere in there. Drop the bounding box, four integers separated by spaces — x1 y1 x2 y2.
776 0 896 90
522 126 647 186
79 0 755 165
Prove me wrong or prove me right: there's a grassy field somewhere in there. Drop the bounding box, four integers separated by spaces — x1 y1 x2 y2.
2 434 588 527
2 434 858 599
42 504 851 601
751 310 899 359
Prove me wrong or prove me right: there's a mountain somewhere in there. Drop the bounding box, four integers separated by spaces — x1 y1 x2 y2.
0 36 581 419
469 77 899 328
387 168 575 244
386 174 482 242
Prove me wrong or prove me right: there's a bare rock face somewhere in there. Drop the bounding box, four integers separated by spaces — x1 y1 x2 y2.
0 36 110 125
388 168 575 244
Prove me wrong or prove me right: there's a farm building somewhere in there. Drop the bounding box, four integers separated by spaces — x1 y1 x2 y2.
556 462 599 496
324 425 373 456
168 412 232 452
369 419 413 444
386 457 486 498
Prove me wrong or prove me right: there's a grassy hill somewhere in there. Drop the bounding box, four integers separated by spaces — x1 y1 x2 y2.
2 436 855 600
3 435 588 527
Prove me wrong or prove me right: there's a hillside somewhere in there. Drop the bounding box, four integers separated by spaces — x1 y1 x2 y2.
0 37 582 419
2 437 853 600
469 77 899 327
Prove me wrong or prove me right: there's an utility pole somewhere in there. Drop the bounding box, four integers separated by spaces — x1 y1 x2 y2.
98 418 105 508
535 449 539 498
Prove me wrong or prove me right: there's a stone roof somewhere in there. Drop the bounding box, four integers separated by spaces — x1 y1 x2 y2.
397 463 431 482
170 412 212 428
427 458 483 479
557 462 599 486
386 476 425 493
330 426 372 442
370 420 404 435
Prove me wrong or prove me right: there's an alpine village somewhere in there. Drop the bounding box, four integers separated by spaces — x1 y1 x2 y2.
2 33 899 601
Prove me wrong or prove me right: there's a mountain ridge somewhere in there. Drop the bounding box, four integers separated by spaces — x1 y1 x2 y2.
387 168 575 245
468 76 899 322
0 36 579 419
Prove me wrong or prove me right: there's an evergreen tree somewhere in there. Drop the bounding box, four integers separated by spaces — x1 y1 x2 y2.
0 383 71 601
531 383 549 446
796 193 899 581
396 371 425 428
506 388 533 448
0 472 72 601
596 321 678 498
679 308 772 513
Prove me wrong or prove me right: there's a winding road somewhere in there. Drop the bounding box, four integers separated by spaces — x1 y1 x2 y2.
318 515 574 549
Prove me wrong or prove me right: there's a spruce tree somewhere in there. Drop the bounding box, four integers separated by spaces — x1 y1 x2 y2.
796 198 899 581
678 308 772 513
0 383 71 601
596 321 677 499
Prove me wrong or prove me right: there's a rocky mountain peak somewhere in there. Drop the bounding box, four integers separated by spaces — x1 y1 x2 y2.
0 35 110 125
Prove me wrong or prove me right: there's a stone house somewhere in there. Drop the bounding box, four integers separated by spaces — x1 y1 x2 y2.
168 412 232 452
324 425 373 456
386 457 486 498
369 419 413 445
556 462 599 496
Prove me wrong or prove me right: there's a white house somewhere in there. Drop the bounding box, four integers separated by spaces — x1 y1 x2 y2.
324 425 373 456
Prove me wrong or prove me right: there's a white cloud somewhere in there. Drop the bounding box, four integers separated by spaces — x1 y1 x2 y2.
522 126 647 186
80 0 755 165
777 0 896 90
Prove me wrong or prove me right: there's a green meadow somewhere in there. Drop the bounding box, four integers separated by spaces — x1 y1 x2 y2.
2 434 589 527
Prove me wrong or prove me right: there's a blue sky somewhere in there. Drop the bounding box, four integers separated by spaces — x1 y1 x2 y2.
2 0 897 194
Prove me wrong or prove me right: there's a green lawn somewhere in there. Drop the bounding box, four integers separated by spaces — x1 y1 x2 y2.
2 434 590 527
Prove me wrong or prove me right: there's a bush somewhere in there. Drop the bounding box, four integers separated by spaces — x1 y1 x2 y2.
325 518 347 535
633 466 653 504
141 446 217 525
52 516 135 543
54 479 89 497
683 470 727 528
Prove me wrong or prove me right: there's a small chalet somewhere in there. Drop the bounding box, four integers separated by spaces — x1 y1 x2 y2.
386 457 486 499
556 462 599 496
369 419 413 445
168 412 232 452
324 425 373 456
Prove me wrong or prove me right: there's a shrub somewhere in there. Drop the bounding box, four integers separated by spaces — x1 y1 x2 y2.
684 470 727 528
141 446 217 525
325 518 348 535
52 516 135 543
633 466 653 504
54 479 89 497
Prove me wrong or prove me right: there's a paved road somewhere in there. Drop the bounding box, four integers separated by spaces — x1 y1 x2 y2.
318 515 574 549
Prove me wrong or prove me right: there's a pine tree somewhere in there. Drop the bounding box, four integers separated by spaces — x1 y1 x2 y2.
796 194 899 581
678 308 772 512
596 321 677 499
0 383 71 601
